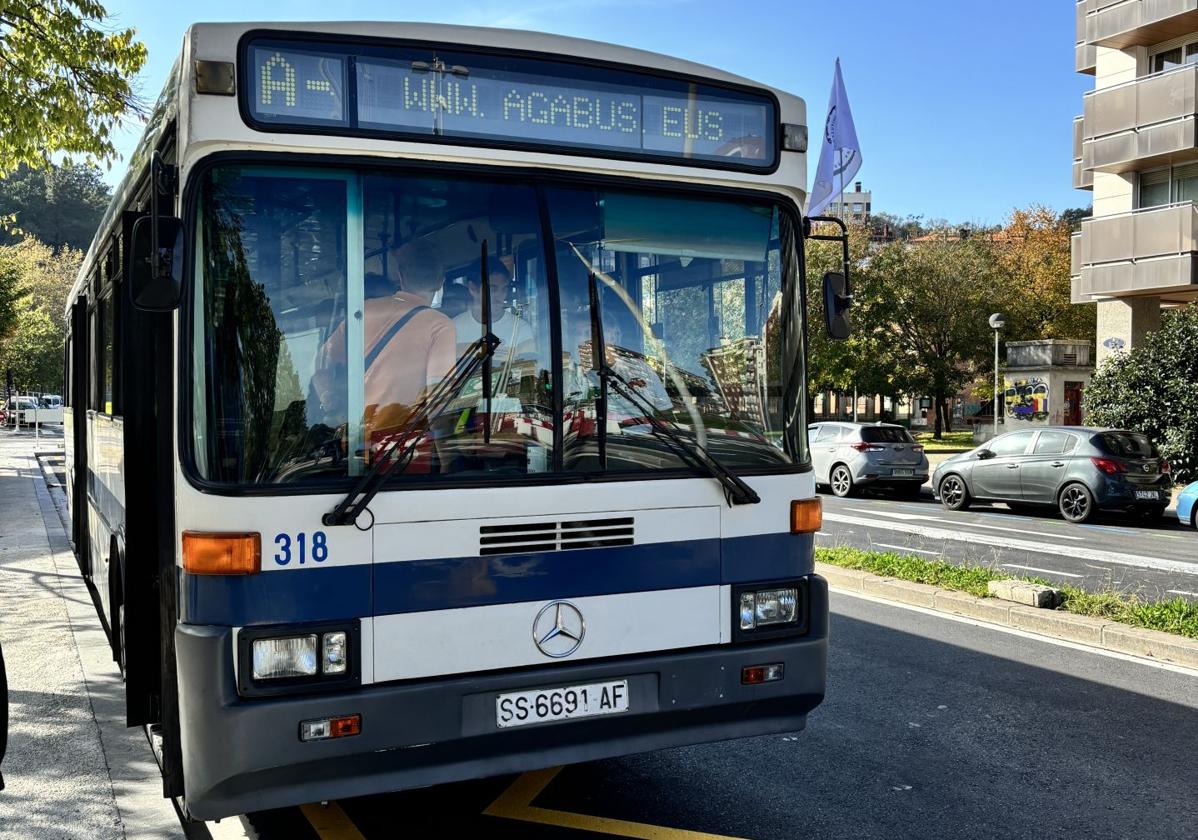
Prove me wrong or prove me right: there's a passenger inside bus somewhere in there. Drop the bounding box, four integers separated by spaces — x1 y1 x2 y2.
319 238 456 452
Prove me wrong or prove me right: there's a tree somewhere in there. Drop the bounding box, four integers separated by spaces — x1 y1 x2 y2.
994 206 1095 346
0 239 81 394
867 239 1002 438
804 221 906 413
0 0 147 175
0 253 22 342
0 162 111 251
1083 305 1198 483
1059 207 1092 232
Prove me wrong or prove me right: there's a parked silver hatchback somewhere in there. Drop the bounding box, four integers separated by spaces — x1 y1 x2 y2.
808 422 930 498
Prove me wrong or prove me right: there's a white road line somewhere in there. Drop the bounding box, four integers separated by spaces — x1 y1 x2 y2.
1001 563 1083 579
830 587 1198 678
874 543 941 556
844 507 1086 540
1167 589 1198 597
824 511 1198 576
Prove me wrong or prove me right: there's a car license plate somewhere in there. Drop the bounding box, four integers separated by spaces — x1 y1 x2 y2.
892 468 914 477
496 680 629 729
1134 490 1160 501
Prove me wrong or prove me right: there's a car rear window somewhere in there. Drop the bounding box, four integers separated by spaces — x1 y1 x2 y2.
861 426 915 444
1097 432 1156 458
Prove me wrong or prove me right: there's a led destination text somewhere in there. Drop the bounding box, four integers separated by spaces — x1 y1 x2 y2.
247 42 775 166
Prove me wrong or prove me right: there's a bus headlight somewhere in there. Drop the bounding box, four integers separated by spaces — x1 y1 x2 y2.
253 635 318 679
739 588 798 630
733 580 807 641
238 622 360 697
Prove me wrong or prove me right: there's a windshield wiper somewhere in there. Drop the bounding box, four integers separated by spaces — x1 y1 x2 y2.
585 270 759 507
324 242 500 527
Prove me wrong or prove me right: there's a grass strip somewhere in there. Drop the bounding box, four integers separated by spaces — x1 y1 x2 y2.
913 430 976 452
817 546 1198 640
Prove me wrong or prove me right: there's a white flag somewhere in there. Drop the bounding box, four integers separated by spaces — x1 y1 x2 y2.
808 58 862 218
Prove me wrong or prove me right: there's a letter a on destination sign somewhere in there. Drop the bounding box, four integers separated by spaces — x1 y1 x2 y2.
808 58 862 218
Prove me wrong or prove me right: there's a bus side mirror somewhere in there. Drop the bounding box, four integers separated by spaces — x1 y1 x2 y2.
130 215 184 311
822 270 852 340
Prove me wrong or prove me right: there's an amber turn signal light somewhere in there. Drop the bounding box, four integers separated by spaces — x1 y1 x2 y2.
790 498 822 534
182 531 261 575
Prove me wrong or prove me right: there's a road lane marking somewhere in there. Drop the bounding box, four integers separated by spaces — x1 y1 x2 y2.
1001 563 1083 579
844 508 1085 540
1167 589 1198 597
824 512 1198 576
300 802 366 840
873 543 941 556
830 588 1198 677
484 766 747 839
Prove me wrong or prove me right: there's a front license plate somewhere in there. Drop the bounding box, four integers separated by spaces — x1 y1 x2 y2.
892 468 914 477
1135 490 1161 501
496 680 629 729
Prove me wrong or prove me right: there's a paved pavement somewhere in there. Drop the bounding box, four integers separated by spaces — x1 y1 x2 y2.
818 488 1198 600
248 590 1198 839
0 430 189 840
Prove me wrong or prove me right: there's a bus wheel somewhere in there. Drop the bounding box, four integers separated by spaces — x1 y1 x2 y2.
108 563 126 680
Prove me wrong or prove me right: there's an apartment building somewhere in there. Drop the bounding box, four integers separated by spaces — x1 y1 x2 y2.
1071 0 1198 364
827 181 871 224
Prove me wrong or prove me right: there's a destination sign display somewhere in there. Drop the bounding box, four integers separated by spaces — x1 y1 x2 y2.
246 40 777 169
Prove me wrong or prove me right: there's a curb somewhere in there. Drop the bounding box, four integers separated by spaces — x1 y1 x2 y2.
816 562 1198 671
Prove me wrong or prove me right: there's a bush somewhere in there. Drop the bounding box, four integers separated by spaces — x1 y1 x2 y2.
1084 305 1198 483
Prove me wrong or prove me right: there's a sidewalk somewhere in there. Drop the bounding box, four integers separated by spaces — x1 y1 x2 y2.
0 432 183 839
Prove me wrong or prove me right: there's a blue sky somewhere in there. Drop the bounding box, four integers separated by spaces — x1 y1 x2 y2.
102 0 1090 225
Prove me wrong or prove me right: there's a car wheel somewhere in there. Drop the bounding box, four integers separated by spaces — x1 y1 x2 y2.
939 475 970 511
1059 483 1095 524
830 465 856 498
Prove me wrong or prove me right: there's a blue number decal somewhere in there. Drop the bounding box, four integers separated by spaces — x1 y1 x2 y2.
274 532 329 565
273 533 292 566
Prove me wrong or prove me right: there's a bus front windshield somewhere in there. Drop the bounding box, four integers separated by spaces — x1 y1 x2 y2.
191 164 806 486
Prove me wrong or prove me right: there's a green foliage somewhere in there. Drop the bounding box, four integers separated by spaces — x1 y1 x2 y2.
994 206 1095 345
0 238 81 393
0 162 111 251
1083 305 1198 482
817 546 1002 597
0 252 23 341
0 0 147 174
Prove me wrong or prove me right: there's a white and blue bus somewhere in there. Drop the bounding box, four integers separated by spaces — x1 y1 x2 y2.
62 21 851 819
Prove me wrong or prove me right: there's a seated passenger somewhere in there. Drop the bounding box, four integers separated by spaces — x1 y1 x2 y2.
453 259 535 358
322 239 457 452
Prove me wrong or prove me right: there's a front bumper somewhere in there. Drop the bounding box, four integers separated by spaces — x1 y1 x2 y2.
176 576 830 820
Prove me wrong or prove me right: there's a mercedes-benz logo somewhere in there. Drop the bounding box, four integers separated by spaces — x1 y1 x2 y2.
532 601 585 658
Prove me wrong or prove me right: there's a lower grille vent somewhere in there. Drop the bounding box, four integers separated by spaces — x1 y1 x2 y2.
480 517 634 555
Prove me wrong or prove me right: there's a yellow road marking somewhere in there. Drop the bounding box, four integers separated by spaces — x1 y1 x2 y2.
484 766 747 840
300 801 367 840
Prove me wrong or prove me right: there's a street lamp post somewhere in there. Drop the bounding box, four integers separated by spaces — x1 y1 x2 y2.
989 313 1006 440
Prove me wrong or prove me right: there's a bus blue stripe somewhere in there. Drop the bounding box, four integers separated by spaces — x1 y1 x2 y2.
178 532 813 626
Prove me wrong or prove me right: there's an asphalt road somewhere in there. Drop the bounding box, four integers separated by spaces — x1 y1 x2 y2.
817 488 1198 601
245 591 1198 840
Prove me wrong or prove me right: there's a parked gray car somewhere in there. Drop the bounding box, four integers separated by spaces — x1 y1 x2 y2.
932 426 1171 523
808 422 930 498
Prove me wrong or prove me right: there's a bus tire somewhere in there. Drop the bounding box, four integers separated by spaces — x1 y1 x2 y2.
108 545 126 679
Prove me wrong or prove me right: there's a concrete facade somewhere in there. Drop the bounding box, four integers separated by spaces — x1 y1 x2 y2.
827 180 871 224
1002 339 1094 428
1072 1 1198 360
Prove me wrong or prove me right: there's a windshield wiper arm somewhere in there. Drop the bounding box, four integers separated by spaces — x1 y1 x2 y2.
584 270 758 507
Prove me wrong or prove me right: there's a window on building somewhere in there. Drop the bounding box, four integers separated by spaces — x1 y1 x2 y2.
1152 41 1198 73
1140 169 1171 208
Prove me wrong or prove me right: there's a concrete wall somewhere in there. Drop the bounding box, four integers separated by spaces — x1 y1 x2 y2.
1003 368 1094 428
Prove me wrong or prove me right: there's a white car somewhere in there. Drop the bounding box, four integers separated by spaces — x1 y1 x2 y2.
808 422 930 498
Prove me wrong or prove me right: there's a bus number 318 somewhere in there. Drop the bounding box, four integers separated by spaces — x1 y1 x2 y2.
273 531 329 565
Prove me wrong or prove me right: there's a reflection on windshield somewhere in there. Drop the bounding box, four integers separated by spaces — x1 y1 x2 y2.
192 165 802 486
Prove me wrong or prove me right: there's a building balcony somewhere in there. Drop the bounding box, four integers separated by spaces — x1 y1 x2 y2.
1071 202 1198 301
1083 0 1198 50
1078 64 1198 175
1073 116 1093 189
1076 2 1097 74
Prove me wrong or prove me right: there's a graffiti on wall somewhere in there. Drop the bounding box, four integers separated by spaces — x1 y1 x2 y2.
1004 377 1049 422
